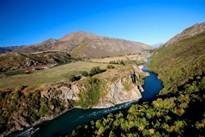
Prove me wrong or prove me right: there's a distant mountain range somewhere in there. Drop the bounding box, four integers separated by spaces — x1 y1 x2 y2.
0 32 151 58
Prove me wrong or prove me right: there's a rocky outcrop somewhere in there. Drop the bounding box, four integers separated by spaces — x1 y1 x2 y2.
94 65 144 108
32 65 144 109
39 73 143 109
94 78 142 108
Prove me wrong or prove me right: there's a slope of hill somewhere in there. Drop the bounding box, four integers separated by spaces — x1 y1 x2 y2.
150 22 205 93
59 32 150 58
68 23 205 137
0 51 73 75
12 39 58 53
0 47 11 53
166 22 205 45
5 32 151 58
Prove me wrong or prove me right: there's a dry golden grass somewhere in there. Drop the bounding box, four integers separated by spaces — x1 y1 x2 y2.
90 54 148 63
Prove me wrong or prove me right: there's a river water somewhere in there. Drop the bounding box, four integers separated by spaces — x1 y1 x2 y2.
9 66 163 137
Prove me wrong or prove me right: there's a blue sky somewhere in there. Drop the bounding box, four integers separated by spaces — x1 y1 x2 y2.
0 0 205 46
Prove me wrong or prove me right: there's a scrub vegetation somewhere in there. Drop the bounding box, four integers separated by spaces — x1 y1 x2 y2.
0 90 68 134
76 78 105 107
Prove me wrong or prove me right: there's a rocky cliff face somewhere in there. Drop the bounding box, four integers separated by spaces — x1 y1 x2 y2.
40 65 144 108
94 77 143 108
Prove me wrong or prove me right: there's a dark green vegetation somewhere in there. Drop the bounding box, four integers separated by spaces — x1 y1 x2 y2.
107 65 115 69
68 66 106 82
89 66 106 76
109 60 126 65
0 89 70 134
76 78 105 107
67 26 205 136
109 59 145 66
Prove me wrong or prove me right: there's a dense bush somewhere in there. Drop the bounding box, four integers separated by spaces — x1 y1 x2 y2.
109 60 125 65
80 71 89 77
68 70 90 82
89 66 106 76
0 89 70 134
69 74 82 82
107 65 115 69
77 78 104 107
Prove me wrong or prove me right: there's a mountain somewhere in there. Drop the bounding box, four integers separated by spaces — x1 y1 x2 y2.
6 32 150 58
58 32 150 58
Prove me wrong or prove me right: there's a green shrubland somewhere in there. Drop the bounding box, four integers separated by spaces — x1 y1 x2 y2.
0 90 69 134
76 78 105 107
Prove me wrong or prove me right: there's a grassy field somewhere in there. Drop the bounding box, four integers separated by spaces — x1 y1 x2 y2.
90 54 148 63
0 61 112 89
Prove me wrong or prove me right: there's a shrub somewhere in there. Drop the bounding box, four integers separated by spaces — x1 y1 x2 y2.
77 78 103 107
39 97 49 117
89 66 106 76
80 71 89 77
119 60 125 65
107 65 115 69
109 60 125 65
69 74 81 82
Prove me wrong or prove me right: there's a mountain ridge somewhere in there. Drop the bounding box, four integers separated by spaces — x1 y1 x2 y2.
1 31 151 58
165 22 205 45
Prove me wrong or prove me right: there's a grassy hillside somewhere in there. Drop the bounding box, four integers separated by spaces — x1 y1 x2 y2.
67 26 205 137
149 31 205 94
0 61 109 89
